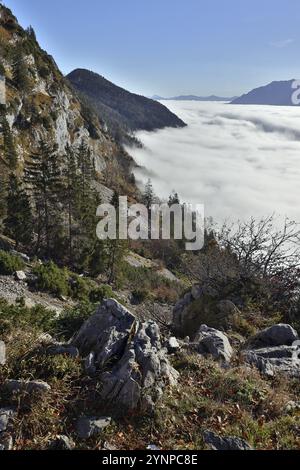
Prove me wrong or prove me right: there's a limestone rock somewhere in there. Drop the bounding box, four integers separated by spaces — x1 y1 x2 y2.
195 325 233 363
0 341 6 366
49 435 75 450
0 433 13 451
203 430 252 450
72 299 136 366
165 337 181 354
0 408 15 433
76 417 111 439
46 344 79 358
173 290 239 339
72 299 179 414
248 324 298 349
15 271 27 281
4 379 51 395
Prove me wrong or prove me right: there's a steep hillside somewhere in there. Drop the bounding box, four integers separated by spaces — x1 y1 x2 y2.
67 69 186 144
0 5 135 195
231 80 297 106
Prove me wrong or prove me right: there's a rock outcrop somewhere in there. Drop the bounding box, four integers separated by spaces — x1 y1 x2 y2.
72 299 179 414
194 325 233 363
243 324 300 377
76 417 111 440
0 4 135 197
247 324 298 349
173 285 240 338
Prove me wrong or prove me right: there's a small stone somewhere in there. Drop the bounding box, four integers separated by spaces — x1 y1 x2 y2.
203 430 252 451
5 379 51 395
285 401 300 413
0 341 6 366
0 408 15 432
24 298 36 309
147 444 161 450
38 333 55 345
195 325 233 363
15 271 27 281
166 337 181 354
0 434 13 451
47 345 79 358
102 441 118 450
76 417 111 439
49 435 75 450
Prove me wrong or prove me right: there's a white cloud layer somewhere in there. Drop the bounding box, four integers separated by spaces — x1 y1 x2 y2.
128 101 300 224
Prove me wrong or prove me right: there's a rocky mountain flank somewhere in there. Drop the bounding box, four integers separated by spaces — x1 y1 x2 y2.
67 68 186 144
0 5 134 195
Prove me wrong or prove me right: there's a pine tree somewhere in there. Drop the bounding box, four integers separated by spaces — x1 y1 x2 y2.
4 174 33 249
72 140 101 269
12 47 30 91
1 115 17 169
24 139 62 257
62 145 79 262
0 173 7 226
142 178 155 210
105 191 128 284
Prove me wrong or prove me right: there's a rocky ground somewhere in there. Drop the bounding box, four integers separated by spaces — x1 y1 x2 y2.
0 275 71 315
1 283 300 450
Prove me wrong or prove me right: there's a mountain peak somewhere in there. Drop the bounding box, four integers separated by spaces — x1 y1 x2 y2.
231 79 298 106
67 69 186 143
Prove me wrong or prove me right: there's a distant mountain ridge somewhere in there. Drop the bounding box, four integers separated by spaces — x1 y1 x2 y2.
152 95 237 102
231 80 298 106
67 69 186 145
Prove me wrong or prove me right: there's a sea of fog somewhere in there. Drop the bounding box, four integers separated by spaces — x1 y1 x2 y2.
128 100 300 224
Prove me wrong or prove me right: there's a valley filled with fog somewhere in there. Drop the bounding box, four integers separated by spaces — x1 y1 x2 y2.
129 101 300 224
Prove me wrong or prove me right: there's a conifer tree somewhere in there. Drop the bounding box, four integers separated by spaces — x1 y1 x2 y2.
1 115 17 169
0 173 7 226
62 145 79 262
105 191 128 284
142 178 155 209
72 140 101 269
4 174 33 249
12 47 30 91
24 139 62 257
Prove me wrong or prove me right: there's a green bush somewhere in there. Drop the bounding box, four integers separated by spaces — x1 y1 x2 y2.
131 288 149 304
0 298 56 337
0 250 25 275
53 302 95 341
89 284 114 303
69 275 91 301
33 261 69 297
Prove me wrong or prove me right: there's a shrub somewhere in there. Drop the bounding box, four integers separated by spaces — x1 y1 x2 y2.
89 284 114 303
131 288 150 304
69 275 91 301
0 250 25 275
33 261 69 297
0 298 56 337
53 302 95 341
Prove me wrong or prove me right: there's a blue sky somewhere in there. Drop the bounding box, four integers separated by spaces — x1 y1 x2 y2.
3 0 300 97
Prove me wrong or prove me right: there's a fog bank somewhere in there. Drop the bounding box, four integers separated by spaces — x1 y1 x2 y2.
128 101 300 223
